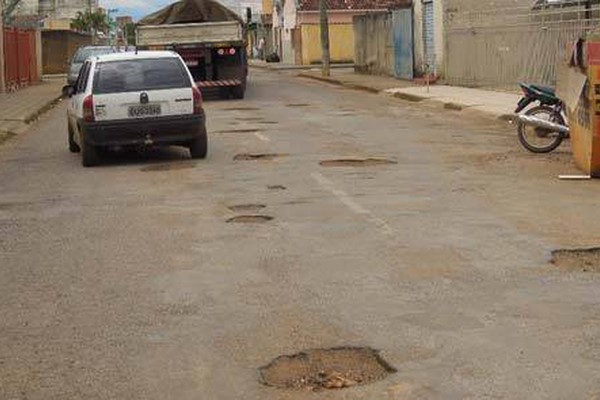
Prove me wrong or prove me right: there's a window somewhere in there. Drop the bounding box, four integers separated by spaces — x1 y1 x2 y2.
93 58 191 95
76 61 91 94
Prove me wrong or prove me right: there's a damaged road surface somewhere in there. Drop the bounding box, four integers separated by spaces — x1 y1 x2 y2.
1 68 600 400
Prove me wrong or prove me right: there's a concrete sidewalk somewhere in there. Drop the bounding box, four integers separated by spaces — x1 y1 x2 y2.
297 70 521 120
0 78 64 144
249 59 354 71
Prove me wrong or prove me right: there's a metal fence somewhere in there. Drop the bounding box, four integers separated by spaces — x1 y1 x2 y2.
445 1 600 90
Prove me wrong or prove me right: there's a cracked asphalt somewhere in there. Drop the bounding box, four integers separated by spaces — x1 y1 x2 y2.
1 69 600 399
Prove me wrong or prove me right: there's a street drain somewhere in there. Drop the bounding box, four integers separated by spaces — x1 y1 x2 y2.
234 153 286 161
259 347 396 391
214 129 261 134
551 248 600 272
236 117 264 121
319 158 397 167
268 185 287 190
228 204 267 212
227 215 274 223
286 103 311 107
258 121 279 125
141 162 197 172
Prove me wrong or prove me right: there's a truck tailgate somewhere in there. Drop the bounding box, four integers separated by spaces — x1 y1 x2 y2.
136 21 243 46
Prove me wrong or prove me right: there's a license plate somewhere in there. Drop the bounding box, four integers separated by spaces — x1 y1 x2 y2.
185 60 199 67
128 104 161 118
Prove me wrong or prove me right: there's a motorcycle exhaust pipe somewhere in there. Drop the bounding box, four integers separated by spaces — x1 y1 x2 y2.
516 114 570 134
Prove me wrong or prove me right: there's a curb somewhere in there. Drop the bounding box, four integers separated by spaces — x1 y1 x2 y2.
23 95 63 124
297 72 514 123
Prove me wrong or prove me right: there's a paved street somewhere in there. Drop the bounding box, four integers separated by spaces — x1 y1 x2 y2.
1 69 600 399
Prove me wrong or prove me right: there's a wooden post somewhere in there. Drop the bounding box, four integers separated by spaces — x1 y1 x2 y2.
319 0 330 77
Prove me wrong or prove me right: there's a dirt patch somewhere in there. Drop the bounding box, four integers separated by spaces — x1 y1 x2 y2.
320 158 397 167
214 129 261 134
259 347 396 391
551 248 600 272
286 103 311 107
227 215 274 223
234 153 287 161
267 185 287 190
228 204 267 213
141 161 197 172
0 131 17 146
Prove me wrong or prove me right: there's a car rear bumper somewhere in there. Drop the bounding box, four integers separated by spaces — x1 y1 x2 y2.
81 112 206 147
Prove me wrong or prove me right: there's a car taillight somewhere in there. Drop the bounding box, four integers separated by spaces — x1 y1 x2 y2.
192 87 203 115
83 95 95 122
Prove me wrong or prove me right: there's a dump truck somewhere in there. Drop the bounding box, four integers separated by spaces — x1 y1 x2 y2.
136 0 247 99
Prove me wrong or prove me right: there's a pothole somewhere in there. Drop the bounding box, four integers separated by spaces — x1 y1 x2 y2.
236 117 264 121
551 248 600 272
223 107 260 111
214 129 261 134
267 184 287 190
259 347 396 391
141 162 197 172
286 103 311 107
227 215 274 223
228 204 267 213
234 153 286 161
319 158 397 167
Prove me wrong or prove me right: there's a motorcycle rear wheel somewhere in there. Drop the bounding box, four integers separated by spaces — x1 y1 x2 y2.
518 105 566 153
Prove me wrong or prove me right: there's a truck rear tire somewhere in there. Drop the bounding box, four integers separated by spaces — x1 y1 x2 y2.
232 85 245 99
82 141 100 167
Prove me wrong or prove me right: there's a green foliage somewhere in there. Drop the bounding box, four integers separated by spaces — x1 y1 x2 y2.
2 0 22 25
70 10 110 34
124 22 136 45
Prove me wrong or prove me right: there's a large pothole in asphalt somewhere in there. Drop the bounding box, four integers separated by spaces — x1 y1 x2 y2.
227 215 274 223
228 204 266 213
214 129 261 134
259 347 396 391
320 158 397 167
286 103 311 107
234 153 286 161
140 161 197 172
551 248 600 272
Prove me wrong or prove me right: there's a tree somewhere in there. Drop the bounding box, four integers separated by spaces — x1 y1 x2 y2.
2 0 22 25
124 22 136 45
70 10 109 34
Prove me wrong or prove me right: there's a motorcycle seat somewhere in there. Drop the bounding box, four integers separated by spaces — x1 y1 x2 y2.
530 84 556 96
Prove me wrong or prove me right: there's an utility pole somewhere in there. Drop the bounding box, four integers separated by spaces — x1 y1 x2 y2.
319 0 330 77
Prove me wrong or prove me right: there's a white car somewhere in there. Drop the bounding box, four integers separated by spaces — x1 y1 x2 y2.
64 51 207 167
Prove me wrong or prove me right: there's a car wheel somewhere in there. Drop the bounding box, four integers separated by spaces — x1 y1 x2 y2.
189 132 208 159
81 140 100 167
68 122 80 153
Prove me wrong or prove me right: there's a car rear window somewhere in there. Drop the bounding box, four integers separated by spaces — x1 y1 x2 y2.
93 58 191 94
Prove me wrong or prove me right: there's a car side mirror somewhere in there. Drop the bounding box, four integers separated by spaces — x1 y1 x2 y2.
62 85 75 98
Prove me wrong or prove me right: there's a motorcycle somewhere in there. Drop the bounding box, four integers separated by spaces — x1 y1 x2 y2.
514 82 569 153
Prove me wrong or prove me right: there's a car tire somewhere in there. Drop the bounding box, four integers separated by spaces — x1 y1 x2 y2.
81 140 100 167
189 132 208 159
68 122 80 153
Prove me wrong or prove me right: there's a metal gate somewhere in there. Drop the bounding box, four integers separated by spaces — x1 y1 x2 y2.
392 8 414 80
3 27 37 92
445 0 600 90
423 0 435 74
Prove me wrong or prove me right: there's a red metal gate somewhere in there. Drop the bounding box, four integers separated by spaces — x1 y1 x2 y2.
3 28 38 92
